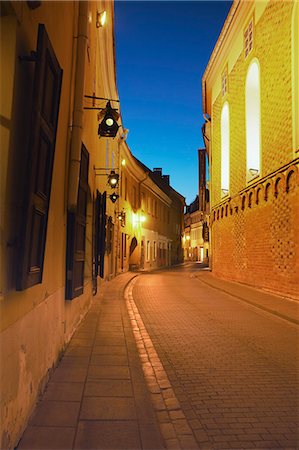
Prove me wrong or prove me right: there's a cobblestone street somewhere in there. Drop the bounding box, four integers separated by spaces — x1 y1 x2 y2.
130 264 299 449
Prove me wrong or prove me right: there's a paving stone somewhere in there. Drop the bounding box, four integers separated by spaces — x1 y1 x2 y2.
68 338 93 347
43 382 84 401
90 353 128 366
88 365 130 380
29 401 80 427
64 346 92 357
84 379 133 397
92 345 127 355
17 426 75 449
80 396 137 420
51 367 88 383
160 422 177 440
165 438 181 449
74 420 141 449
58 356 90 368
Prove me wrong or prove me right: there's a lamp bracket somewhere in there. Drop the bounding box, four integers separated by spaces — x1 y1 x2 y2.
85 95 120 103
94 167 119 171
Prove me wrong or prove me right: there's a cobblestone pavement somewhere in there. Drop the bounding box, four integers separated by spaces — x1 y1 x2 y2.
130 264 299 450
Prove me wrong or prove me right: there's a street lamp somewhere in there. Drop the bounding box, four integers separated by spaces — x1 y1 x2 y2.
84 96 120 138
107 170 119 188
98 101 120 138
109 193 119 203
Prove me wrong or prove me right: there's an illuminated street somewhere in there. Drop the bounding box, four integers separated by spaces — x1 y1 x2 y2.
130 263 299 449
17 264 299 450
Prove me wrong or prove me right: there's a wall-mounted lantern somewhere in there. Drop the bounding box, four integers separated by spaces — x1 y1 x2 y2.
109 193 119 203
98 101 120 138
116 210 126 227
84 96 120 138
107 170 119 188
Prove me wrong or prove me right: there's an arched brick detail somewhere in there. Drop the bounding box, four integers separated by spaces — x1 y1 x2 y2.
286 167 298 192
274 177 282 197
256 186 262 205
241 195 246 210
264 182 272 201
248 191 253 208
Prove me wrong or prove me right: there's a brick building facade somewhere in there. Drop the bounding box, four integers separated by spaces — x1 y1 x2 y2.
202 0 299 298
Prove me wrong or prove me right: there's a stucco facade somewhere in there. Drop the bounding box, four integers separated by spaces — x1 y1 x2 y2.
202 0 299 298
0 2 184 448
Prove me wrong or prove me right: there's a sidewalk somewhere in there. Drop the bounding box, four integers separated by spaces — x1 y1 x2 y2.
195 270 299 325
17 272 165 450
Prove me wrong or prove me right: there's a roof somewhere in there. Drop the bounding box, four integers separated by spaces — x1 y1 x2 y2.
133 155 185 204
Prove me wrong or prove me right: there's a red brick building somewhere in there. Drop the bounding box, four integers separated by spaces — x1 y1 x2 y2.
202 0 299 298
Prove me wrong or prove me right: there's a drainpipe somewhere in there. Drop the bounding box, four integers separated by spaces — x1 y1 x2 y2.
67 1 88 211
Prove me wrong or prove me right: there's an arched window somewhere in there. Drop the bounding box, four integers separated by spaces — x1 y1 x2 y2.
221 102 230 196
246 59 261 179
292 2 299 153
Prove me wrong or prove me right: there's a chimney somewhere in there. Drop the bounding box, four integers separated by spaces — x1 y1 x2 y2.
162 175 170 185
153 168 162 176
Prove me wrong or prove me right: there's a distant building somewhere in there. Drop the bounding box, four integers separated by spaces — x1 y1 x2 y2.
119 157 185 272
183 149 210 263
202 0 299 298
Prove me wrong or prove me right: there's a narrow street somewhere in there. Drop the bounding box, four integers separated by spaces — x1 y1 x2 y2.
17 264 298 450
129 263 299 449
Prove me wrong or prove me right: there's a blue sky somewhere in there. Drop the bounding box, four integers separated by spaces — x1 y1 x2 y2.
114 1 233 204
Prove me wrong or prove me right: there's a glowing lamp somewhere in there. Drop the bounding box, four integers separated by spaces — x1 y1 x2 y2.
107 170 119 188
109 193 119 203
98 101 119 137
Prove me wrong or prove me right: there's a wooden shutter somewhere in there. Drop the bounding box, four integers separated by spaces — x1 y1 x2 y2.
66 145 89 300
98 191 107 279
17 24 63 290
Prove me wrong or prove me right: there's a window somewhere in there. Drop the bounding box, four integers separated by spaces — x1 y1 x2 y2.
17 24 62 290
146 240 150 261
66 145 89 299
292 1 299 153
133 186 137 208
246 59 261 179
124 177 127 200
153 241 157 260
95 190 106 279
221 67 228 96
244 17 254 59
221 102 230 196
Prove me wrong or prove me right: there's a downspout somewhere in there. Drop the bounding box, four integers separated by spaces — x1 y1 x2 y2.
67 1 88 211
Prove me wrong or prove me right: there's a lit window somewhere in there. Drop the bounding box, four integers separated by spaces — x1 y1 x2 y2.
246 59 261 179
244 18 254 59
221 102 230 196
146 240 150 261
292 1 299 153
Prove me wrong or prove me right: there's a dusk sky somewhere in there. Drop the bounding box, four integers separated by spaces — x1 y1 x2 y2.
114 1 233 204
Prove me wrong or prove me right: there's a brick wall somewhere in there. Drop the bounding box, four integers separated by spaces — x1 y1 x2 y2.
209 1 298 298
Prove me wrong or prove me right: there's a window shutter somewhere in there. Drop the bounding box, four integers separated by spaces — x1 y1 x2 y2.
66 145 89 300
17 24 63 290
98 191 107 279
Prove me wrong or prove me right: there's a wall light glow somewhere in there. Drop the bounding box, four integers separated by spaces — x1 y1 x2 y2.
246 59 261 177
221 102 230 194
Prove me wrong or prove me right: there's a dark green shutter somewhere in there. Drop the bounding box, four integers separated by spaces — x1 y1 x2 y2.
17 24 62 290
66 145 89 300
98 191 107 279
